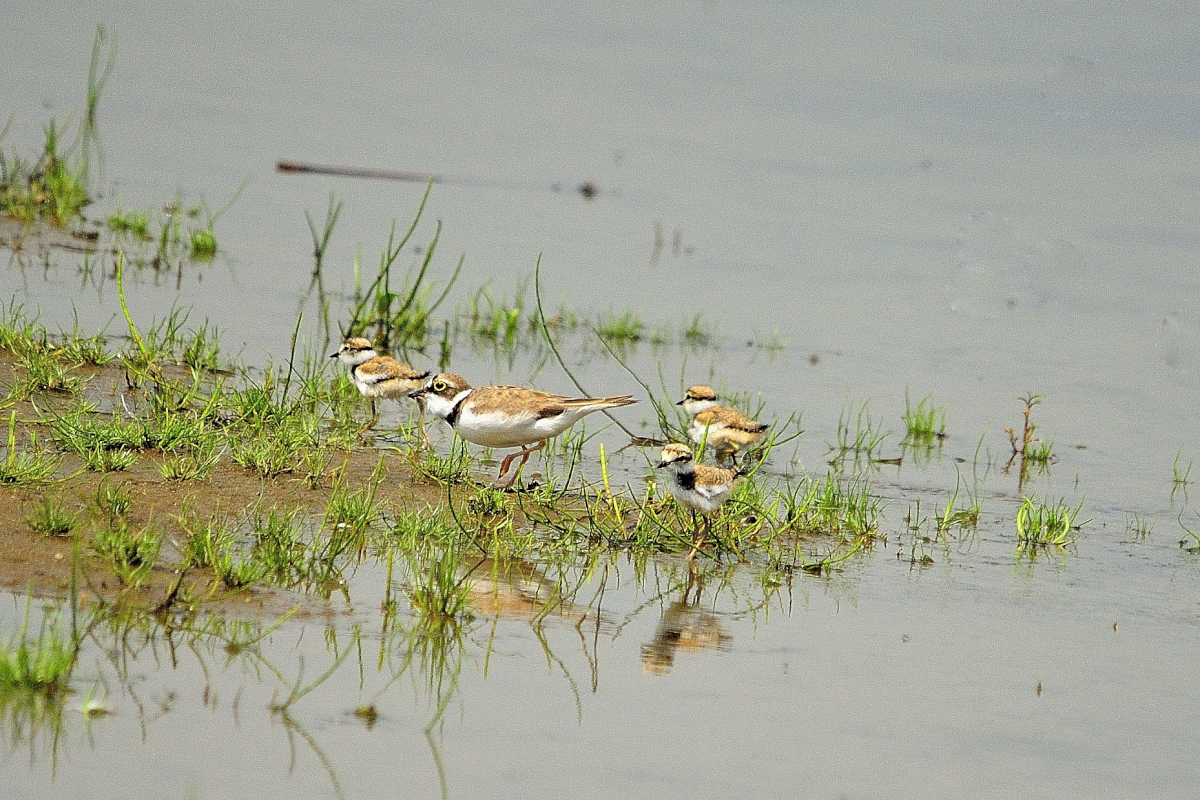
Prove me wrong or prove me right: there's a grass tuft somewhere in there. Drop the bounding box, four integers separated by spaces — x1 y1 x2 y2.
902 390 947 442
91 481 131 524
680 313 716 347
189 226 217 260
403 546 475 628
213 547 268 590
1015 496 1083 555
93 521 161 586
27 496 77 537
324 458 386 556
160 441 222 481
107 207 152 239
781 472 882 539
346 180 463 350
0 121 90 227
594 310 644 345
0 412 63 486
179 510 236 570
13 347 84 397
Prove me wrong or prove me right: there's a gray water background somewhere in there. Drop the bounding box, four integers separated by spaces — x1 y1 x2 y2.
2 2 1200 798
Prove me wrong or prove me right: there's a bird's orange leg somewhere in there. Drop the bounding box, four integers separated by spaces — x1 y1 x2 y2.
358 399 380 435
496 439 548 487
686 510 706 561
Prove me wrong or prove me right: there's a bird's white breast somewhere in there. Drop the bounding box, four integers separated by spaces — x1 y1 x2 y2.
454 405 557 448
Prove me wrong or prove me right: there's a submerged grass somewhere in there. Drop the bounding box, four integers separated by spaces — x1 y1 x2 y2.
464 277 531 344
829 400 892 466
1171 447 1193 504
936 471 983 532
0 27 114 229
0 596 77 694
1125 513 1151 541
305 192 342 270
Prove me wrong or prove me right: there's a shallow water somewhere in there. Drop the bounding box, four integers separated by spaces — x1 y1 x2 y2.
3 2 1200 798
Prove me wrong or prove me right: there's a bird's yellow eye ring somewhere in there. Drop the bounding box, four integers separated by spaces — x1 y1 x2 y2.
433 379 447 392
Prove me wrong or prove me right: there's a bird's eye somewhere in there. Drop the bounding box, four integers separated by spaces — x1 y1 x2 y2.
433 379 447 392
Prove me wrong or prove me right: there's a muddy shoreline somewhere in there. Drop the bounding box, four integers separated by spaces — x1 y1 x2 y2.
0 350 453 618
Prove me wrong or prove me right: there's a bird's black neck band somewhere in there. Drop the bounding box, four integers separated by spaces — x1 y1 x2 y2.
446 393 468 428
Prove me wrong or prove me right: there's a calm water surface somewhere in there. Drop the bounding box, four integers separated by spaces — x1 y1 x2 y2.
2 2 1199 797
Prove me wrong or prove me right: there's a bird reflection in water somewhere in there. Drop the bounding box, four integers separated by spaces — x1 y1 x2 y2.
642 564 731 675
460 557 600 627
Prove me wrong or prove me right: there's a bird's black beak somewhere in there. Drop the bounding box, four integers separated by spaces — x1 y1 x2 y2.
655 460 668 469
329 350 339 359
408 387 426 399
674 399 685 406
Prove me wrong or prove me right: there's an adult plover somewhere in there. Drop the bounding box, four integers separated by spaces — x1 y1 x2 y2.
412 373 637 487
